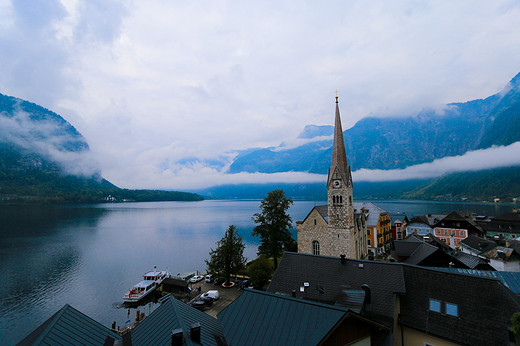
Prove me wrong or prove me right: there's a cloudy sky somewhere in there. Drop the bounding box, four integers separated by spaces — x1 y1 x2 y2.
1 0 520 190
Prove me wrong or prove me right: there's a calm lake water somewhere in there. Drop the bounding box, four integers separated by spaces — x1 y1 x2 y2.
0 199 516 344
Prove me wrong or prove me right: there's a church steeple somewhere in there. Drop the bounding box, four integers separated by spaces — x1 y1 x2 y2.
327 96 352 187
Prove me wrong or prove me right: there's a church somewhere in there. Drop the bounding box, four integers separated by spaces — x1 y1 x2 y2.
296 96 368 259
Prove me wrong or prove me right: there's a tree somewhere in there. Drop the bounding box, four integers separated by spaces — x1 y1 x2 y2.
205 225 246 285
247 256 273 290
252 189 294 270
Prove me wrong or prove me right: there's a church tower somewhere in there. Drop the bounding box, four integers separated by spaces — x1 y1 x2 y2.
327 95 354 229
296 96 367 259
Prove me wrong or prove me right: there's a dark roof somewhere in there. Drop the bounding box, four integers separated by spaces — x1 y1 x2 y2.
218 289 347 346
459 235 496 254
315 205 328 220
495 211 520 222
399 265 520 345
162 277 189 287
432 268 520 295
17 304 121 345
130 295 224 346
267 252 406 326
403 242 438 265
434 211 484 233
451 251 485 269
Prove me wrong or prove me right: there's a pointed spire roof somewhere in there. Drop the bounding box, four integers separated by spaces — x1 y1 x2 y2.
328 96 351 185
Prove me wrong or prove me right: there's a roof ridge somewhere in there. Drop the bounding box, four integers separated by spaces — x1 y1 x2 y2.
32 304 70 344
243 288 348 311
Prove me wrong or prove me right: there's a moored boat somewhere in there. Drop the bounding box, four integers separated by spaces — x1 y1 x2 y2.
122 267 170 303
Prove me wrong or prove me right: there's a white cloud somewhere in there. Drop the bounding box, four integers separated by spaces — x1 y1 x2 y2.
1 1 520 189
354 142 520 182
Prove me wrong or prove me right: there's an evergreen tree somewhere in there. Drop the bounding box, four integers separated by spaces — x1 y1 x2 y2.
252 189 294 269
205 225 246 285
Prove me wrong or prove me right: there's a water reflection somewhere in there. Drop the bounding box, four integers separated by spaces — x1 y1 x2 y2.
0 200 516 344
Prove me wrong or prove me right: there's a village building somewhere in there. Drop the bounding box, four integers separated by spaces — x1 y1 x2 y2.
297 97 368 259
392 218 405 240
356 201 392 257
480 208 520 239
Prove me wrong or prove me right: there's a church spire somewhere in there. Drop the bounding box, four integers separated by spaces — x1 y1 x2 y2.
328 96 351 186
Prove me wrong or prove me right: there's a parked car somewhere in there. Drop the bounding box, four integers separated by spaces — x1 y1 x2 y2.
190 300 206 311
201 290 220 300
213 277 225 285
240 280 252 289
189 275 204 283
205 274 212 283
199 295 214 306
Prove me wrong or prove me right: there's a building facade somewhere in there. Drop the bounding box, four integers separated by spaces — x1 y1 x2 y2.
297 97 368 259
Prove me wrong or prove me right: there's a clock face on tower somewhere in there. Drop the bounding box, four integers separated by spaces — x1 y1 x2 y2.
332 179 342 188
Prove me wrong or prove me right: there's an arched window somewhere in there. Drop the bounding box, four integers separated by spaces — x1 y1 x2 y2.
312 240 320 255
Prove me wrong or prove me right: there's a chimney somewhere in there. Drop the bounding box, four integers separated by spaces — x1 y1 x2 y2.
361 284 371 314
190 322 201 343
171 329 184 346
340 254 346 265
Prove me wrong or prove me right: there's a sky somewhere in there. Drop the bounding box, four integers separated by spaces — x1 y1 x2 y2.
1 0 520 190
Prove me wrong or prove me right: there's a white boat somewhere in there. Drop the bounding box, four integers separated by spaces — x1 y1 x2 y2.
122 267 171 303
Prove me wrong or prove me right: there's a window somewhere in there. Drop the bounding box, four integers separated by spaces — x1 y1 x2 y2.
314 219 317 225
368 239 371 246
429 299 441 313
367 229 371 236
446 303 458 317
312 241 320 255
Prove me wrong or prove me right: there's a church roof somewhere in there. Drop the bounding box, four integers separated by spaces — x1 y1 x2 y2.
328 97 352 186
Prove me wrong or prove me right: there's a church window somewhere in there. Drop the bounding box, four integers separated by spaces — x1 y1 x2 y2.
314 219 316 225
312 241 320 255
349 196 352 205
339 196 343 204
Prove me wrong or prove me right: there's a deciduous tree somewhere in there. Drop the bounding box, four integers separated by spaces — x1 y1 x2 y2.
252 189 294 269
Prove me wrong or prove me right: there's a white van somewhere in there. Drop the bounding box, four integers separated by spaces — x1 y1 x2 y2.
201 290 219 300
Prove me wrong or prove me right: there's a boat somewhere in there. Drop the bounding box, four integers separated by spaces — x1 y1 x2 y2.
122 267 171 303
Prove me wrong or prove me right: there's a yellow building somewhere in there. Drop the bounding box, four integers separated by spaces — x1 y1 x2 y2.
355 202 391 257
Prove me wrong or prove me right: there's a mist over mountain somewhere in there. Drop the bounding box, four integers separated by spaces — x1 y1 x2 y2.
229 72 520 174
0 93 202 203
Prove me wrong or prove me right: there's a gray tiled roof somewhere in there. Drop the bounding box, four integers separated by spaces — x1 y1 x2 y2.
452 251 484 269
432 267 520 294
17 304 121 346
266 252 406 326
218 289 347 346
459 234 496 254
130 295 224 346
353 201 387 227
403 242 438 265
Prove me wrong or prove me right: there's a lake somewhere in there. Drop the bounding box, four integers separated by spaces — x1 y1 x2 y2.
0 199 516 344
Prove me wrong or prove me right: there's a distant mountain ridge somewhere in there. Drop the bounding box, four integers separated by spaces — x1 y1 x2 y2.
0 93 202 203
229 72 520 173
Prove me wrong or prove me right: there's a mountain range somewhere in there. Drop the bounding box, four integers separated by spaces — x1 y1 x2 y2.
229 72 520 174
